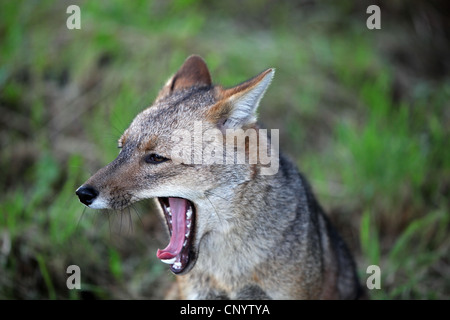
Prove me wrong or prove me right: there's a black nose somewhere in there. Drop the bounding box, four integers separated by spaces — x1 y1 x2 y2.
76 185 99 206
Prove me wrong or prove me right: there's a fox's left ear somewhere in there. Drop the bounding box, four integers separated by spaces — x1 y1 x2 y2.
211 68 274 130
156 55 212 101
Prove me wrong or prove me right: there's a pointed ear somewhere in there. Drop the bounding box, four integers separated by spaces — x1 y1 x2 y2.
155 55 212 101
211 68 274 129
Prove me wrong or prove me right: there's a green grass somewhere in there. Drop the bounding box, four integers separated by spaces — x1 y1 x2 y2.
0 0 448 299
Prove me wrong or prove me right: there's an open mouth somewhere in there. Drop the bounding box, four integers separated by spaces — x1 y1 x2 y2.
157 197 196 274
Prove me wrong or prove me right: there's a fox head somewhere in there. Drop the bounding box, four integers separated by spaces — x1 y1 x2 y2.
76 55 276 274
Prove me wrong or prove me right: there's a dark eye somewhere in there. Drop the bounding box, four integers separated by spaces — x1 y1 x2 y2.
144 153 169 164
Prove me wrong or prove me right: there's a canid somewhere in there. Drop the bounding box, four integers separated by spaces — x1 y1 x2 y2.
76 55 363 299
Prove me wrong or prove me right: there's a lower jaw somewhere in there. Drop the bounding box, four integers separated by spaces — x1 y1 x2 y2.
169 251 197 275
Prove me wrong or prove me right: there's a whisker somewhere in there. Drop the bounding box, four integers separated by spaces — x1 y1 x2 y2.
205 190 231 202
131 204 144 227
92 207 101 230
204 191 225 225
76 206 88 231
106 209 113 238
128 207 133 235
119 209 124 235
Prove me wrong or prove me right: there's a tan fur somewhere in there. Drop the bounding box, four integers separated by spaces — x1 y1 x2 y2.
77 55 363 299
138 135 158 152
205 99 233 123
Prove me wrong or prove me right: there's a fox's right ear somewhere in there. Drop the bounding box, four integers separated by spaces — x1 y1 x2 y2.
155 55 212 102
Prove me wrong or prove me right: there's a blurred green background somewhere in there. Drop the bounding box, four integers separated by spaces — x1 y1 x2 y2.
0 0 449 299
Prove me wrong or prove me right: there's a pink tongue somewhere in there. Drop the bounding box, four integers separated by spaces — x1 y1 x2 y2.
157 198 187 260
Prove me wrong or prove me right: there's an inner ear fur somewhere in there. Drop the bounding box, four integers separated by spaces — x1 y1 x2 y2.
208 68 274 130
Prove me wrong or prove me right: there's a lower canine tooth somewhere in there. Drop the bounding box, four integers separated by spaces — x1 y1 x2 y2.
161 258 176 264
